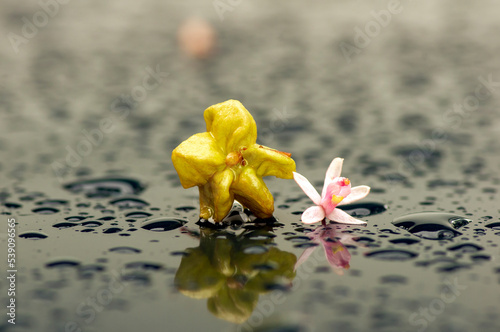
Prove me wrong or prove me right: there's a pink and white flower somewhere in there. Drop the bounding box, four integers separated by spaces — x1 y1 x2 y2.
293 158 370 225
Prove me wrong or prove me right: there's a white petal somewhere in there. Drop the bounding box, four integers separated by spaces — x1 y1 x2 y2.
324 158 343 186
326 208 367 225
301 206 325 224
337 185 370 206
294 245 318 271
293 172 321 205
322 158 343 198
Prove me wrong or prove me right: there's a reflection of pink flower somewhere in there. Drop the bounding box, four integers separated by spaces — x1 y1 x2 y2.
295 224 355 273
293 158 370 224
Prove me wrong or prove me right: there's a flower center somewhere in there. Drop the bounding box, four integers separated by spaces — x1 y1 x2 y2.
330 177 351 205
225 151 243 167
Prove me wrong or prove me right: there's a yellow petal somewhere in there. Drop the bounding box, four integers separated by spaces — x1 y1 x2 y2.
174 247 225 299
207 285 258 324
213 237 235 276
204 100 257 154
172 132 225 188
242 144 296 179
199 183 214 220
211 168 235 222
231 167 274 218
197 169 235 221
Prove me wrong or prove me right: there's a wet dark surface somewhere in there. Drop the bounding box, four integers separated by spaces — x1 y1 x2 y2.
1 1 500 332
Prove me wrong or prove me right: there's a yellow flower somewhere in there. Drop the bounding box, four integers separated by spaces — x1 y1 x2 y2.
174 228 297 323
172 100 296 222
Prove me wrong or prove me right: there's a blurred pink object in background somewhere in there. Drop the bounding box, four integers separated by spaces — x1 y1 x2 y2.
178 17 216 59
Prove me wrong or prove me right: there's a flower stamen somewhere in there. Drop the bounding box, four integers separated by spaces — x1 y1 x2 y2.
331 195 344 205
225 152 243 167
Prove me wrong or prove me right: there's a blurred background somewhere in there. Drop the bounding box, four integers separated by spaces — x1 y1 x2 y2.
1 0 499 186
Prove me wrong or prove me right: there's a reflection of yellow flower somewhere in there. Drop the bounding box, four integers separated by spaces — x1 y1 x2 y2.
172 100 296 221
174 228 296 323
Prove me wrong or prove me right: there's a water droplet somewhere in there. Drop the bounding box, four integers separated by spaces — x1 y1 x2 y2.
109 197 150 209
46 258 81 268
175 206 196 212
485 222 500 230
448 243 484 253
392 212 471 240
103 227 123 234
365 249 418 261
53 222 78 229
99 216 116 221
294 242 319 249
380 275 407 284
65 216 86 222
63 177 146 198
125 261 163 270
353 236 376 244
4 202 22 209
81 221 103 227
243 246 269 254
245 233 277 240
141 217 186 232
338 202 387 217
19 192 44 201
121 271 151 285
415 257 457 267
471 254 491 262
379 229 400 235
436 263 471 273
19 231 48 239
449 217 471 228
79 264 106 278
389 238 420 245
32 207 59 214
109 246 142 254
35 199 68 206
125 211 152 218
285 236 311 243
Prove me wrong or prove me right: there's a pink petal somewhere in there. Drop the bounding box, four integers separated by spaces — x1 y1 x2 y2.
322 240 351 269
338 180 352 198
323 158 343 195
301 206 325 224
326 208 367 225
320 177 351 215
320 181 340 214
293 172 321 205
337 185 370 206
